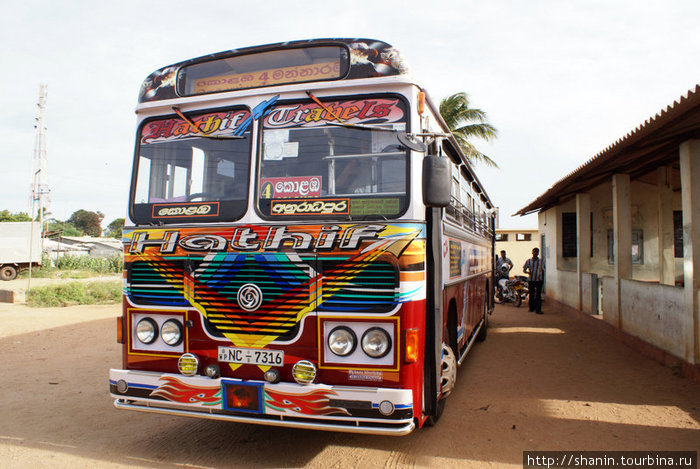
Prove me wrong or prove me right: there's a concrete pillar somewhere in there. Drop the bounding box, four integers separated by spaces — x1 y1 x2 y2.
657 166 675 286
679 140 700 365
612 173 632 330
576 193 591 311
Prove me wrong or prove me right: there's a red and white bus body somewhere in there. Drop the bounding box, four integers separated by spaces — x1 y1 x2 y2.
110 39 494 435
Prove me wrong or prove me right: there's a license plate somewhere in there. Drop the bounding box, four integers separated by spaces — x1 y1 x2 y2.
218 346 284 366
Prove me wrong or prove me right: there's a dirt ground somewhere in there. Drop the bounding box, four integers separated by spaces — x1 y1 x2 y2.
0 300 698 468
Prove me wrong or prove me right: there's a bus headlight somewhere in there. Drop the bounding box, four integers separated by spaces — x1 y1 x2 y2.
328 326 356 357
136 318 158 344
161 319 183 346
361 327 391 358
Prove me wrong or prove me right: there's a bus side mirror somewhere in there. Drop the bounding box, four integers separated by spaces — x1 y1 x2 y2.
422 155 451 207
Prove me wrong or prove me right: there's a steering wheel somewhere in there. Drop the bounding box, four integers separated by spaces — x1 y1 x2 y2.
186 192 220 201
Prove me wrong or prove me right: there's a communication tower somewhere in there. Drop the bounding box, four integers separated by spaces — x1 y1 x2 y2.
31 84 51 242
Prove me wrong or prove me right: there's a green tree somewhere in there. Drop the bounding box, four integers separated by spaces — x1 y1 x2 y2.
439 92 498 167
0 210 32 222
46 220 84 237
67 210 104 237
104 218 125 239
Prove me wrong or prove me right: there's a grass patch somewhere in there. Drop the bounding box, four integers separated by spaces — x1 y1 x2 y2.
27 269 104 280
20 253 123 279
26 280 121 307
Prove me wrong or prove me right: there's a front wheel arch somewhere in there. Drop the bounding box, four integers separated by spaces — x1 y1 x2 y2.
425 304 458 427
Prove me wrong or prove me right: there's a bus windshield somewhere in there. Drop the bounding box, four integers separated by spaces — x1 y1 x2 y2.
257 96 409 219
131 108 252 223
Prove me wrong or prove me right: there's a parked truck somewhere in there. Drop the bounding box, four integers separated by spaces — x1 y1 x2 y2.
0 222 41 281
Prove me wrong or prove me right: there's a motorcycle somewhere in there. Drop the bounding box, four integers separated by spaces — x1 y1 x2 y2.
494 264 523 307
495 277 523 307
512 275 529 301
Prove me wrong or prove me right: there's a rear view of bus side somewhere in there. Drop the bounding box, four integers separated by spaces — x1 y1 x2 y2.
109 38 495 435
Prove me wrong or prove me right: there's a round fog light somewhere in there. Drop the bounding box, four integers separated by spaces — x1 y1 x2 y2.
178 353 199 376
264 368 281 384
204 364 220 379
292 360 316 385
116 379 128 394
378 400 395 416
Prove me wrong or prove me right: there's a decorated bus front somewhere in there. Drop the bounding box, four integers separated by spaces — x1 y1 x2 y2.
110 92 430 435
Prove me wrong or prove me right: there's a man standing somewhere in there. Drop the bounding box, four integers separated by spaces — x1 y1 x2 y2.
495 250 514 296
495 250 513 273
523 247 545 314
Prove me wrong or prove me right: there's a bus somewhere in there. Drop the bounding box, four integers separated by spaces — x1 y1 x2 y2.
110 38 495 436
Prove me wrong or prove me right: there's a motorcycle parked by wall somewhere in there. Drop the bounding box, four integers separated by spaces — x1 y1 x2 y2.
494 264 522 307
512 275 529 302
495 278 523 307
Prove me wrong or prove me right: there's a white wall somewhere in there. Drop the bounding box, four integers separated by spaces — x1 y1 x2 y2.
549 269 579 309
620 279 685 359
580 272 599 314
600 276 618 327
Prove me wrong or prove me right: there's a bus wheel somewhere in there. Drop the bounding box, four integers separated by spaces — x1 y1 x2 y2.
476 299 488 342
425 329 457 426
0 265 17 281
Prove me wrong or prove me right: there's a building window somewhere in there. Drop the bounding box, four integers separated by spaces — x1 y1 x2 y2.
607 229 644 265
562 212 577 257
631 230 644 264
495 233 508 242
674 210 683 258
516 233 531 241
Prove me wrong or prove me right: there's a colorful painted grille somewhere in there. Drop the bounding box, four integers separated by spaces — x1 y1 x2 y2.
193 253 315 339
127 260 188 307
319 259 398 313
126 254 401 337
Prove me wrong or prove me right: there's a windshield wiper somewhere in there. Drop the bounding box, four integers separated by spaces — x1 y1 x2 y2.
306 91 428 152
306 90 399 133
172 107 245 139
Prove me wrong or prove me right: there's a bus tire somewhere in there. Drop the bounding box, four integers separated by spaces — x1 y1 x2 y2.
424 327 457 426
0 265 17 281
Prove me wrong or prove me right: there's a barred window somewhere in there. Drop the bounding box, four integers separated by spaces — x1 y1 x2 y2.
562 212 577 257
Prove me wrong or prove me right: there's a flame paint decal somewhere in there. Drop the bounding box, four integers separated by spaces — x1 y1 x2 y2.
264 388 349 416
150 376 221 406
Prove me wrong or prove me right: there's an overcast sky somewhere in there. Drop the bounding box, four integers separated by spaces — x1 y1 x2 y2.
2 0 698 230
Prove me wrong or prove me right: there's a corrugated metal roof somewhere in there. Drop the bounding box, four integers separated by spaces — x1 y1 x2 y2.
516 84 700 216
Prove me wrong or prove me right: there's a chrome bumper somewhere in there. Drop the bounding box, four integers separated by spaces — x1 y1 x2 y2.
110 369 416 436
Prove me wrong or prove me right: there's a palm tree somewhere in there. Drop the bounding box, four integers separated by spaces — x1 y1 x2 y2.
439 92 498 168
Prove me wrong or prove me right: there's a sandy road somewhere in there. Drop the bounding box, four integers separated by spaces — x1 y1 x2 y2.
0 303 698 468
